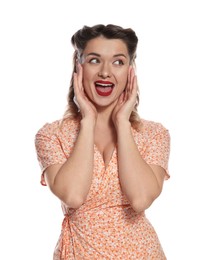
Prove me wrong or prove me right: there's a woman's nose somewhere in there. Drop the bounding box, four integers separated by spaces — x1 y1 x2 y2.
98 63 111 78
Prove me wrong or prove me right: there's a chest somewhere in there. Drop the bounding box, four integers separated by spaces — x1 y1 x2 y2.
94 130 116 170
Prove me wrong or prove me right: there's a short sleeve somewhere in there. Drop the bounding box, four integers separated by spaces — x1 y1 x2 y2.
143 125 170 179
35 123 67 185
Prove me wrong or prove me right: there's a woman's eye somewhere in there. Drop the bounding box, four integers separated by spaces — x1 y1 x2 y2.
113 60 124 65
89 58 99 64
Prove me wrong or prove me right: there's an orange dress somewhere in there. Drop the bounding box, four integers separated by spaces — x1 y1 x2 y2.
35 118 170 260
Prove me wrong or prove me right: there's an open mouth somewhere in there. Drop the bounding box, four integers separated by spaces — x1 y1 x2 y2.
95 81 114 96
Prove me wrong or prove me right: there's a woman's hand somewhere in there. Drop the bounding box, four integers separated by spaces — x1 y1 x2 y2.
74 63 97 122
112 66 137 127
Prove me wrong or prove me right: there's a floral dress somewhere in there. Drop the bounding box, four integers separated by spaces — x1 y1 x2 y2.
35 118 170 260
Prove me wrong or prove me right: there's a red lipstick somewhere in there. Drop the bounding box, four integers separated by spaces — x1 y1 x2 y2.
94 80 114 97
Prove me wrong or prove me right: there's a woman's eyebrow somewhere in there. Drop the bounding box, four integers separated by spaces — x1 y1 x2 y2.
86 52 100 57
86 53 127 58
113 54 127 58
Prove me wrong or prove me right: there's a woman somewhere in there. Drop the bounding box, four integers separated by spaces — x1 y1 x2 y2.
35 24 170 259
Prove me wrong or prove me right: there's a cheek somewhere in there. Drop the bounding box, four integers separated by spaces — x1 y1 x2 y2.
82 68 90 86
82 69 94 94
82 67 89 80
82 67 96 85
118 65 129 76
118 71 128 87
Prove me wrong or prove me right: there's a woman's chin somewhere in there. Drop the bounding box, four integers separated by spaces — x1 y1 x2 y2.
92 98 118 110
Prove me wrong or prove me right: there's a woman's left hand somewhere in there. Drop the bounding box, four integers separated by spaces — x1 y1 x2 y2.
112 66 137 127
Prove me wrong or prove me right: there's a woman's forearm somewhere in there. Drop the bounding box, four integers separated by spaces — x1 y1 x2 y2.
116 121 161 212
53 118 95 208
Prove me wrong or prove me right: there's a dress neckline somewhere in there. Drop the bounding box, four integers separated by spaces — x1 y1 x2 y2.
94 144 117 170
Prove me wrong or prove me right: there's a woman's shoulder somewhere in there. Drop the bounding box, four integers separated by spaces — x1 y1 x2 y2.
141 118 168 131
137 118 169 137
36 118 80 137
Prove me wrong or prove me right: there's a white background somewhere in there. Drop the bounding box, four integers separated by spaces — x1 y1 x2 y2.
0 0 201 259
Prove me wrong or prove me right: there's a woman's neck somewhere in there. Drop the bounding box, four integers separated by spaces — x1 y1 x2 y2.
96 105 114 128
95 100 117 127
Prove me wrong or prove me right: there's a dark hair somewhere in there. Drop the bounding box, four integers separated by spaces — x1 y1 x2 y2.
63 24 141 129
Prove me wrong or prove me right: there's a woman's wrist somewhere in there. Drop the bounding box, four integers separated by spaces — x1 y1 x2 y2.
114 119 131 132
80 117 96 129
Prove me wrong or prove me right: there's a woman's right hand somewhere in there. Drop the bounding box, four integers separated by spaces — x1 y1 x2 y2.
73 63 97 123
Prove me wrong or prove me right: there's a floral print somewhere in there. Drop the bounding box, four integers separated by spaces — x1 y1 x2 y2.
35 119 170 259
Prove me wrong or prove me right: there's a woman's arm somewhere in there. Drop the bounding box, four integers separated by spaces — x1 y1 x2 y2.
44 118 95 209
116 121 166 213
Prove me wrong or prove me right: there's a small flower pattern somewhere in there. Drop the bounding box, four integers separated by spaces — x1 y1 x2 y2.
35 118 170 259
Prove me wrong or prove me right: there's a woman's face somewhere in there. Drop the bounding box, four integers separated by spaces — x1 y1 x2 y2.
80 36 130 108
